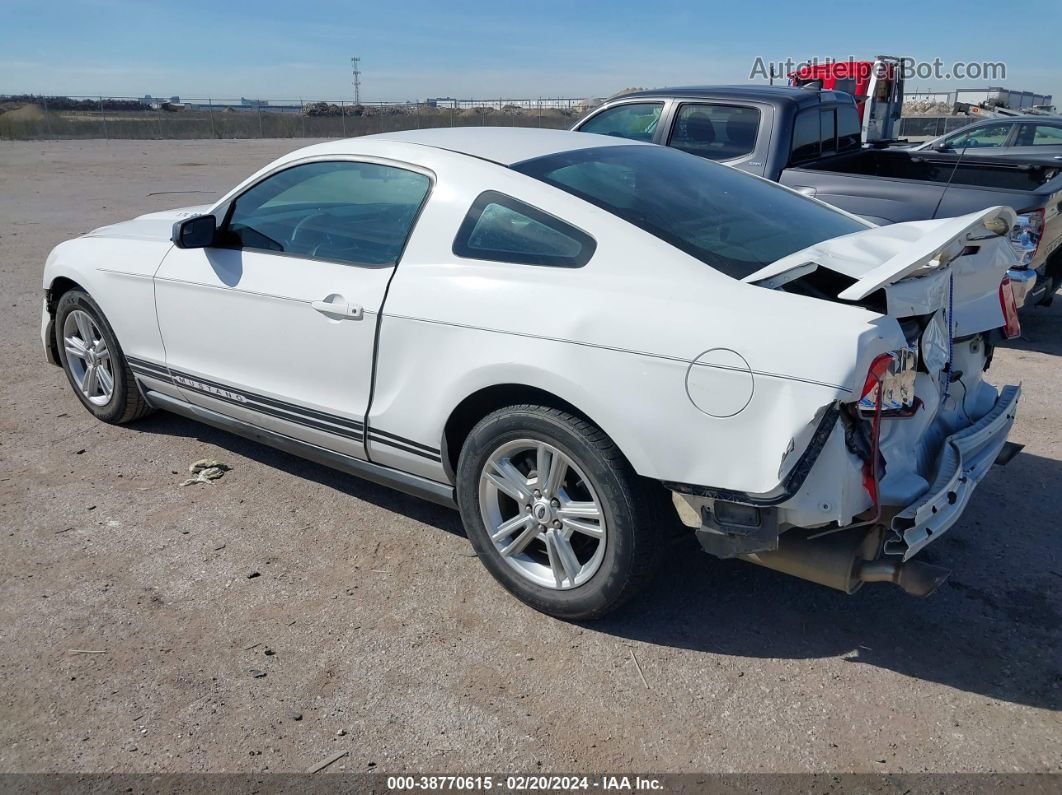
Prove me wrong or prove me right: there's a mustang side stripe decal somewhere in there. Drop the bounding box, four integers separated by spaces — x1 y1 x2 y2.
128 357 441 462
131 371 174 385
129 357 364 441
367 433 442 462
366 428 440 455
129 364 174 384
129 363 171 377
141 364 364 433
172 380 365 442
166 369 366 432
127 356 171 376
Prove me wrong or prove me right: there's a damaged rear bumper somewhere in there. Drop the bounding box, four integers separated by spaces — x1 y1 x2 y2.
886 383 1021 560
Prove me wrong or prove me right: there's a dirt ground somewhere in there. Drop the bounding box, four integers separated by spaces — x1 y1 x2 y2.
0 139 1059 775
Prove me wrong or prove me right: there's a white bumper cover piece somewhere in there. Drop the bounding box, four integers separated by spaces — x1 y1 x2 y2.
887 384 1021 560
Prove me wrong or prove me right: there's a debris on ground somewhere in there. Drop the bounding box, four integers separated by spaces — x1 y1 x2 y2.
308 750 348 774
180 459 231 487
629 649 649 690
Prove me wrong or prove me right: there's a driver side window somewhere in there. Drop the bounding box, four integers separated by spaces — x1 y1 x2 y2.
221 161 431 266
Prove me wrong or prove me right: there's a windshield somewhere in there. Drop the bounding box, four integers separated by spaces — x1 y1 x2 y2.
512 145 869 280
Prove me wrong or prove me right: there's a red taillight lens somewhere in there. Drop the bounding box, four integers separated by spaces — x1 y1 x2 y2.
860 353 894 400
998 275 1021 339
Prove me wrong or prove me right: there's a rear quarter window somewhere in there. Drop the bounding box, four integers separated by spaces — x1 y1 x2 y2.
452 191 596 267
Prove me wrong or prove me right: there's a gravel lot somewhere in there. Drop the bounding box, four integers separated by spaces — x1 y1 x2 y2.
0 139 1059 775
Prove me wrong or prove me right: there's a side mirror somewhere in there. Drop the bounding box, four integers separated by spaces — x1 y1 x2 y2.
171 214 216 248
933 140 952 152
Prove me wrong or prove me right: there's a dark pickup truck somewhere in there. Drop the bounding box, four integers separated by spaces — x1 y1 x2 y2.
573 86 1062 306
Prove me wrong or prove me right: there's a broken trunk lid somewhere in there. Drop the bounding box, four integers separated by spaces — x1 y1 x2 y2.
743 206 1017 301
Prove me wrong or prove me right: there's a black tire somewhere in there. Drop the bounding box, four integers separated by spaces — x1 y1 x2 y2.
456 404 666 620
54 289 153 424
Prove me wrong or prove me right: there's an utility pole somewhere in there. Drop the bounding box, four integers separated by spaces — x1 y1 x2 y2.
351 56 362 105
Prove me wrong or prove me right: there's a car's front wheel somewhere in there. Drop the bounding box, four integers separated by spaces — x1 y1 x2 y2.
55 288 152 424
456 404 664 620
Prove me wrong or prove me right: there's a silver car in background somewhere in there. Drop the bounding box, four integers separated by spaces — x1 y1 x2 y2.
913 116 1062 160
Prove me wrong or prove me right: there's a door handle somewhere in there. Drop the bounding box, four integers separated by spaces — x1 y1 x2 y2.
311 298 363 320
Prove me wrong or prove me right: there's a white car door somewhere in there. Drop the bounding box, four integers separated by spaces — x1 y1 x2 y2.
154 158 432 460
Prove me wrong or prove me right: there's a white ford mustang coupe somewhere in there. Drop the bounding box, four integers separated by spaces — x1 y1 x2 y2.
42 128 1023 619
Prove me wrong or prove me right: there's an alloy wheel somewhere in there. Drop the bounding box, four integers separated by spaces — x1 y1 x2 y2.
62 309 114 406
478 438 607 589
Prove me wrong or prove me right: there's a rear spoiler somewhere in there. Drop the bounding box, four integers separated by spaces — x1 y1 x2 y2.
837 206 1016 301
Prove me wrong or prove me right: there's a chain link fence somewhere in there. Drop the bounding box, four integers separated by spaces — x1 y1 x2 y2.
0 95 603 141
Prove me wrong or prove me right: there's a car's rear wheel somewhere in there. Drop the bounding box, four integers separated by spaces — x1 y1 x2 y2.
456 404 664 620
55 289 152 424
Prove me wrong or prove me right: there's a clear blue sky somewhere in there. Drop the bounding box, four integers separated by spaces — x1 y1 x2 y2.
3 0 1059 102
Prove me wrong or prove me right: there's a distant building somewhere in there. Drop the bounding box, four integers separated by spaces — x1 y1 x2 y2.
425 96 602 111
139 95 181 109
905 87 1053 110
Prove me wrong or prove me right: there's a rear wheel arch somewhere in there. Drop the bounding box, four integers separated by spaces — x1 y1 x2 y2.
442 384 609 483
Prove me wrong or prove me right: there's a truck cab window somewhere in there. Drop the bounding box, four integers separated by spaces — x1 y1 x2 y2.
790 110 821 164
578 103 663 142
837 105 861 151
669 104 760 160
820 109 837 156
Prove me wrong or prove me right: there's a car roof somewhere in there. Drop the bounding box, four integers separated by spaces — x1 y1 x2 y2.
355 127 648 166
949 115 1062 128
607 85 853 108
925 115 1062 144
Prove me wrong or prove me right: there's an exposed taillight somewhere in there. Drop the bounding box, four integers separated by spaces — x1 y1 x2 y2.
860 353 894 400
1008 209 1045 267
999 275 1021 339
859 349 918 416
859 372 886 506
